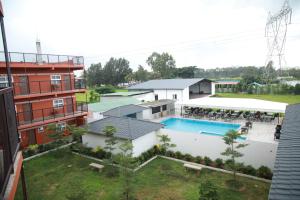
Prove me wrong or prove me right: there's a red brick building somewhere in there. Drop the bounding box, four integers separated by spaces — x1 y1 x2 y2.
0 51 88 148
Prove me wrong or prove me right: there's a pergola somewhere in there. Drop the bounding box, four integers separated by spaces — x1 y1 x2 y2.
176 97 287 113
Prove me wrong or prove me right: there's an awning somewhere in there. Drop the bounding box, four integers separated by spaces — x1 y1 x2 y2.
176 97 287 113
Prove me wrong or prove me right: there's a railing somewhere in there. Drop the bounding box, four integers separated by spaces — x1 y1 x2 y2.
0 51 84 65
0 87 19 197
13 79 86 96
16 102 88 126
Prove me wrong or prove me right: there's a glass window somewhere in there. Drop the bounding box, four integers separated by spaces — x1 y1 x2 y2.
53 99 64 108
51 75 61 84
152 106 160 114
172 94 177 100
162 105 167 111
0 75 8 87
56 123 66 131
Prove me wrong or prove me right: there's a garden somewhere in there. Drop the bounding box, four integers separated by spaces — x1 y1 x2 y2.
16 148 270 200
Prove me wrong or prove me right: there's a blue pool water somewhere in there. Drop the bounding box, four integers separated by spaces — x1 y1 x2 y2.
161 118 244 139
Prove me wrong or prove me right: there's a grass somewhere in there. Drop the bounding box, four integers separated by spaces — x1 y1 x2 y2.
115 88 128 92
16 149 270 200
214 93 300 104
76 88 128 103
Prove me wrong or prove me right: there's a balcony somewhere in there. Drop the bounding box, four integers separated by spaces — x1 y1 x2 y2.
0 51 84 69
13 79 86 98
0 87 20 198
16 102 88 129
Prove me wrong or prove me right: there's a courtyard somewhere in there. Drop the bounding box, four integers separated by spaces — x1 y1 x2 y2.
16 149 270 200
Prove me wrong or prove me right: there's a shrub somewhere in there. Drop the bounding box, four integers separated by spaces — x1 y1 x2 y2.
195 156 203 164
199 180 218 200
204 156 212 166
215 158 224 168
95 85 115 94
183 154 194 162
257 166 273 179
175 151 183 159
166 150 175 157
240 165 257 176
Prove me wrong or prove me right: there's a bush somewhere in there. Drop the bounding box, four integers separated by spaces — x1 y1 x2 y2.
240 165 257 176
199 180 218 200
204 156 212 166
166 150 175 157
195 156 203 164
215 158 224 168
95 85 115 94
257 166 273 179
175 151 183 159
183 154 194 162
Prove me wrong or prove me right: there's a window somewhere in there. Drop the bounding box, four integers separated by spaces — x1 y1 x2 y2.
56 123 66 131
162 105 167 111
38 127 44 133
51 75 61 84
0 75 8 87
172 94 177 100
152 106 160 114
53 99 64 108
155 94 158 101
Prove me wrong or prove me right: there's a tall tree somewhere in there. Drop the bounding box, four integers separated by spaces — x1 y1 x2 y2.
146 52 176 78
134 65 149 81
221 130 248 188
158 134 176 154
174 66 196 78
103 57 132 85
86 62 103 87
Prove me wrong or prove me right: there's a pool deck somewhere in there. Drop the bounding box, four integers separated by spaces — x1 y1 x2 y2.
151 115 278 144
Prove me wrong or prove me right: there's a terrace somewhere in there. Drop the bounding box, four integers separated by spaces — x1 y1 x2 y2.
0 51 84 69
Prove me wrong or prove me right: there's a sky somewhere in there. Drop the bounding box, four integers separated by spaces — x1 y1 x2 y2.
2 0 300 71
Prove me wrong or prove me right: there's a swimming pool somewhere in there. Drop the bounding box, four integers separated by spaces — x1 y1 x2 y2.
161 118 245 139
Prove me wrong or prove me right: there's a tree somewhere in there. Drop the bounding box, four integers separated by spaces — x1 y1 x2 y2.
134 65 149 81
102 57 132 85
221 130 248 187
199 180 218 200
146 52 176 78
46 123 87 142
158 134 176 154
117 140 137 200
174 66 196 78
86 62 103 87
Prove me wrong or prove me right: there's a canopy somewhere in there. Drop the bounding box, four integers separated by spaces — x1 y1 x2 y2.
176 97 287 113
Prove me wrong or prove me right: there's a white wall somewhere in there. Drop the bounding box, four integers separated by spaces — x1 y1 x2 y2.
82 133 125 155
211 82 216 95
132 131 158 157
160 129 278 169
153 89 186 101
134 92 155 102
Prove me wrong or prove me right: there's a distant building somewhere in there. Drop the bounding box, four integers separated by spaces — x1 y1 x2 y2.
215 79 240 93
128 78 215 102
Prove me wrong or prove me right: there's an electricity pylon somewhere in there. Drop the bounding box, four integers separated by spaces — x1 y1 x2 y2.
265 0 292 77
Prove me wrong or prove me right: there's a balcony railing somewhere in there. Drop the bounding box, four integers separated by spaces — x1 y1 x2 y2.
0 87 19 198
0 51 84 66
16 102 88 126
13 79 86 96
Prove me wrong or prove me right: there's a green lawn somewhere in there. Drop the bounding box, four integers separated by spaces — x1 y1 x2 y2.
214 93 300 104
115 88 128 92
17 149 270 200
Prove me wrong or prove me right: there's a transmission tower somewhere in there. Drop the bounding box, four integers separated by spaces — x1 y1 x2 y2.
265 0 292 76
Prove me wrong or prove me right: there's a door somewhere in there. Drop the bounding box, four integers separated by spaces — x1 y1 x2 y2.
22 103 32 123
19 76 29 95
66 97 73 114
63 75 71 91
28 129 37 145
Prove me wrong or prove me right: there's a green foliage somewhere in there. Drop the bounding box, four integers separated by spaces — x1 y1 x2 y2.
95 85 115 94
86 62 103 87
158 134 176 153
133 65 150 81
146 52 176 78
66 189 88 200
257 166 273 179
103 125 118 177
88 90 100 103
215 158 224 168
199 180 218 200
204 156 212 166
195 156 203 164
221 130 248 185
183 153 194 162
294 84 300 95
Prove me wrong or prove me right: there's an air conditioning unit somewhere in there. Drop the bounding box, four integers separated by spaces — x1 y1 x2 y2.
38 127 44 133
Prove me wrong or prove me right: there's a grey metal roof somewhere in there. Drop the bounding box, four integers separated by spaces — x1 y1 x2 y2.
141 99 175 107
88 116 163 140
269 103 300 200
102 104 147 117
128 78 211 90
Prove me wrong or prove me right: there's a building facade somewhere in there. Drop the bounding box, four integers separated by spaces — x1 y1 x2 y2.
0 51 88 148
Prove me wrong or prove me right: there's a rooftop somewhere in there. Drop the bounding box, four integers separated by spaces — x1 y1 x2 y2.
268 103 300 200
88 116 163 140
101 91 151 97
141 99 175 107
102 104 147 117
128 78 211 90
88 97 141 112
